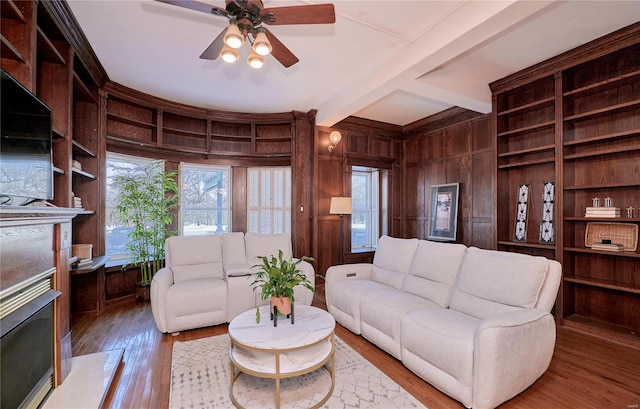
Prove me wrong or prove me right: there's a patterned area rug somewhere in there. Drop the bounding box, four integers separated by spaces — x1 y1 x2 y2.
170 334 426 409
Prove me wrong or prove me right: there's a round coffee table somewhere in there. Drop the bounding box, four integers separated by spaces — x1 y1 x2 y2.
228 304 336 409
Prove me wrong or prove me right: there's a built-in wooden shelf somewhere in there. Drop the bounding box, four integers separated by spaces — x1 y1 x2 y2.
563 69 640 97
497 120 555 137
1 0 26 23
498 144 555 157
497 96 555 116
1 34 25 62
564 182 640 190
564 100 640 122
497 241 556 250
73 72 97 103
564 247 640 258
72 140 96 157
36 27 66 65
497 157 555 169
72 167 96 180
564 276 640 295
70 255 109 274
162 126 206 137
562 314 640 349
564 128 640 146
107 112 157 129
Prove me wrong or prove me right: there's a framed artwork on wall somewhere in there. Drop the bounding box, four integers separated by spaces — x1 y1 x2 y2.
428 183 460 242
514 183 530 242
539 181 555 244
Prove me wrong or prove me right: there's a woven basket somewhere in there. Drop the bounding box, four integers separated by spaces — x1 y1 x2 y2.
585 222 638 251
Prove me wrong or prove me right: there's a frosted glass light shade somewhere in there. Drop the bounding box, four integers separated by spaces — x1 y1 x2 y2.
247 50 264 68
253 31 272 56
220 45 239 63
224 23 244 49
329 131 342 145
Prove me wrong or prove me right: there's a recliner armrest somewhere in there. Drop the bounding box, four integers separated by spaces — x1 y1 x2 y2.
325 263 373 284
473 308 556 409
150 267 175 333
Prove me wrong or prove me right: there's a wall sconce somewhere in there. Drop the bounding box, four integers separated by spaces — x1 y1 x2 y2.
328 131 342 153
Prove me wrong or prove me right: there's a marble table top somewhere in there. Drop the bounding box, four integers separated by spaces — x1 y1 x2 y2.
228 304 335 350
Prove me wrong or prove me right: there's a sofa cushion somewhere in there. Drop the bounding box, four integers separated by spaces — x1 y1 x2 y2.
166 277 227 320
370 236 419 288
360 289 440 359
400 240 467 307
222 232 247 268
326 279 392 334
245 232 293 263
449 247 549 319
165 235 224 282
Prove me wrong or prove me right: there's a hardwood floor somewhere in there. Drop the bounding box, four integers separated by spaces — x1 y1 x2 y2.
70 292 640 409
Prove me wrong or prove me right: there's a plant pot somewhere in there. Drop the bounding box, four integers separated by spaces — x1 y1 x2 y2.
136 282 151 302
270 296 292 315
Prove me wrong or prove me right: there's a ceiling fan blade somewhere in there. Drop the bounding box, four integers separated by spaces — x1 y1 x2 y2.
260 4 335 25
199 28 226 60
154 0 228 17
264 28 299 68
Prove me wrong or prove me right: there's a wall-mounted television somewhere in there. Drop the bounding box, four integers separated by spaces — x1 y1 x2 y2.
0 69 53 205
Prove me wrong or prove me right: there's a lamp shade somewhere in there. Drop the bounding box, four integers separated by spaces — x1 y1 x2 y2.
253 30 272 56
329 197 352 215
224 23 244 49
219 45 239 63
247 50 264 68
329 131 342 145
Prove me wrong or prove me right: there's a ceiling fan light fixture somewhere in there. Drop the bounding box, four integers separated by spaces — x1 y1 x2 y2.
220 45 239 63
252 30 272 56
247 50 264 69
224 22 244 49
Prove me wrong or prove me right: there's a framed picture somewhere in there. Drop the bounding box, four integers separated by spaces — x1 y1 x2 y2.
514 183 530 242
428 183 460 242
539 181 555 244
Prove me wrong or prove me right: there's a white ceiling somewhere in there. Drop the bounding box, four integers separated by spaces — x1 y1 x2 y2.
67 0 640 127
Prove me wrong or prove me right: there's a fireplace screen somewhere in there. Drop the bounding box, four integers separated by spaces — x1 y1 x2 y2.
1 300 54 409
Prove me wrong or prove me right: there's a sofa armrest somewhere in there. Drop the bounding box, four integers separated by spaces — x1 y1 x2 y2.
225 264 257 322
325 263 373 284
294 259 316 305
150 267 175 333
473 308 556 409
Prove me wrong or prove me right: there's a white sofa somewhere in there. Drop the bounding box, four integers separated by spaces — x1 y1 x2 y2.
325 236 561 409
150 232 315 333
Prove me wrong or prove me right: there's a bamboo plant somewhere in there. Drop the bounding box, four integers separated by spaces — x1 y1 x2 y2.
111 160 179 285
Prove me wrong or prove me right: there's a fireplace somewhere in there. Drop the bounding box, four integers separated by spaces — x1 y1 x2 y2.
0 271 60 409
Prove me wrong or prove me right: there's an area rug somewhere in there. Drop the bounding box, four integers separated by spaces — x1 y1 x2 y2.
170 334 426 409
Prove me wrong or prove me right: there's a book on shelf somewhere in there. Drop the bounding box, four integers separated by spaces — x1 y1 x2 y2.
73 257 93 268
590 243 625 252
585 207 620 218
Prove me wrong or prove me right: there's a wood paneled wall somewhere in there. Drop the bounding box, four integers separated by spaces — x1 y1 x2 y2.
314 117 403 277
402 108 494 249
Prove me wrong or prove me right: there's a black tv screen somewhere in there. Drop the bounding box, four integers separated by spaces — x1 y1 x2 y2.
0 69 53 204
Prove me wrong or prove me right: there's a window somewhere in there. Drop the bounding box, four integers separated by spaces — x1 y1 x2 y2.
105 153 155 260
247 167 291 233
351 166 383 249
181 164 231 236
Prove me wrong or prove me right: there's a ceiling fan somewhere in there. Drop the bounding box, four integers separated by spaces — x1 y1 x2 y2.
155 0 336 68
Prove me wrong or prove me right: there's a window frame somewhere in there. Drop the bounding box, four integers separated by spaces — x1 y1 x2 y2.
247 166 292 234
351 166 382 250
105 152 157 261
179 162 232 236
